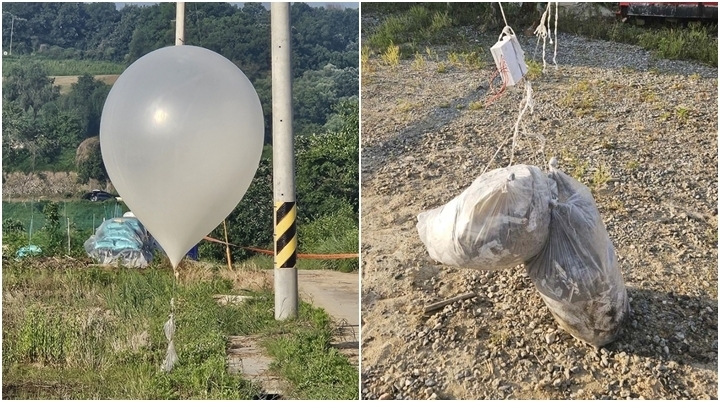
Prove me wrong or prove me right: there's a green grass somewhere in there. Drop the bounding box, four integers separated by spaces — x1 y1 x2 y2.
412 52 426 70
380 44 401 67
525 59 543 80
261 144 273 160
591 165 612 190
2 56 125 76
367 5 453 51
560 148 590 182
676 105 691 122
558 16 718 66
264 307 358 400
468 101 484 110
2 257 358 399
296 203 358 272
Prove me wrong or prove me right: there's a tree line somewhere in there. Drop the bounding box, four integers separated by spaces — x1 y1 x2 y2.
1 2 358 77
2 2 359 176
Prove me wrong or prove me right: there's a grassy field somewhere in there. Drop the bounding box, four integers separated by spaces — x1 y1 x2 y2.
2 56 125 76
2 257 358 399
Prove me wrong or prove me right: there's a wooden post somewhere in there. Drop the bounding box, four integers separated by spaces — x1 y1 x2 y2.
223 220 232 270
423 292 477 316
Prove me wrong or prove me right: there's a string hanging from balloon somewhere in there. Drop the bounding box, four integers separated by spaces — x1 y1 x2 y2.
161 296 178 372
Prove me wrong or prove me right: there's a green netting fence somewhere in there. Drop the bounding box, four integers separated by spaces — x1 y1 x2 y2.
2 200 130 237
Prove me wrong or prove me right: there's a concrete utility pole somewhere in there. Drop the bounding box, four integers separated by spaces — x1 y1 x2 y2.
3 12 27 55
175 2 185 45
271 2 298 320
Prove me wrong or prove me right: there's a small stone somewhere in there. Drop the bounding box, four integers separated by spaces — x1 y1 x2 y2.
379 393 393 400
545 332 557 344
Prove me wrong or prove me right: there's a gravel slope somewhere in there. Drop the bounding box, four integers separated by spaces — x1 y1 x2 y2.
360 30 718 400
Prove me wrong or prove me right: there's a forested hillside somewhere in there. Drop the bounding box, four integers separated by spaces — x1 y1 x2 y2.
2 2 358 175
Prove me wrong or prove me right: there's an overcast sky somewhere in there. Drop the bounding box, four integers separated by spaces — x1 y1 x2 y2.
115 2 359 9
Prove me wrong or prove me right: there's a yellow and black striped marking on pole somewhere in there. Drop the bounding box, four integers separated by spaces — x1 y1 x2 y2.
274 201 297 268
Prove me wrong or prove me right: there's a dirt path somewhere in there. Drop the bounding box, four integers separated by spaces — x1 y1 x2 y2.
296 269 359 327
260 269 360 365
297 269 360 365
226 268 359 397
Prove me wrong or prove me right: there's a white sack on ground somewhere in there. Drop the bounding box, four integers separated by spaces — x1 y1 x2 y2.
526 165 629 347
417 164 551 270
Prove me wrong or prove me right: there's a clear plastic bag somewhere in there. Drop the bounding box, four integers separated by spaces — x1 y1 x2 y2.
160 314 178 372
84 217 154 267
417 165 551 270
526 165 629 347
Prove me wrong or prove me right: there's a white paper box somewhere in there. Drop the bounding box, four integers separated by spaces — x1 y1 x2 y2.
490 32 528 87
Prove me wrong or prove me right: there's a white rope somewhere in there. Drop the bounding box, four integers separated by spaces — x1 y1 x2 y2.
534 3 551 72
534 2 559 72
553 2 558 69
497 2 509 27
481 81 541 173
481 3 543 172
509 81 535 166
161 269 180 372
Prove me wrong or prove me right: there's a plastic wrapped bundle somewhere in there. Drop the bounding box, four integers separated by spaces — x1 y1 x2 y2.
417 164 551 270
526 164 629 347
84 217 154 267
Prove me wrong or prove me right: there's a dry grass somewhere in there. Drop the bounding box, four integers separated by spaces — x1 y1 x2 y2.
52 75 120 95
218 262 272 292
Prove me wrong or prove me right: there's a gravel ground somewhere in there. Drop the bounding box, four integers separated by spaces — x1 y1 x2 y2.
360 26 718 400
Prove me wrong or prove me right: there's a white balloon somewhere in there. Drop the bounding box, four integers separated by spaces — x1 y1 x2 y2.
100 45 264 268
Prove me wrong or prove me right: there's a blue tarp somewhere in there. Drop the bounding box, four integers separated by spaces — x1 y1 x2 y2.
84 217 154 267
16 245 42 259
